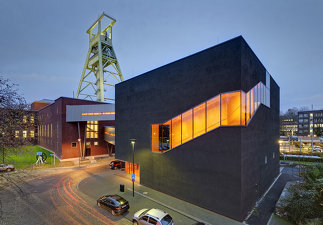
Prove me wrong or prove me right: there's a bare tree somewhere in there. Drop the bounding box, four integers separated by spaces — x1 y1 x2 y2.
0 76 29 163
284 107 299 118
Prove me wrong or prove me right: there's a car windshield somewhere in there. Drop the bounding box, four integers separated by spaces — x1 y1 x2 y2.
112 195 127 205
161 215 173 225
139 209 150 217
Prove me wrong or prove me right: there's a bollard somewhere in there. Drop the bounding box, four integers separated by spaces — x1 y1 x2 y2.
120 184 125 192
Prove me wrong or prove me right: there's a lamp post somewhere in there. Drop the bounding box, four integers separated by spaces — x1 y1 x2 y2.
130 139 136 198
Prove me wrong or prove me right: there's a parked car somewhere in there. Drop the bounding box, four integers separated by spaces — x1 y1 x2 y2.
0 164 15 172
307 147 322 152
313 147 322 152
109 160 125 170
133 208 174 225
97 194 129 216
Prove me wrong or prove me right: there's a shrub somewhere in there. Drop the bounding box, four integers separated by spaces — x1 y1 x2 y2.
281 165 323 224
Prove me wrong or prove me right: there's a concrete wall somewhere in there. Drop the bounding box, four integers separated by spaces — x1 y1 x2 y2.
115 36 279 221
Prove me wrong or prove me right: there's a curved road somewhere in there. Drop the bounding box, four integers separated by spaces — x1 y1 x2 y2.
0 164 131 225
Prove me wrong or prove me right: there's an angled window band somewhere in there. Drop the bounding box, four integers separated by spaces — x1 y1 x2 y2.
151 81 271 153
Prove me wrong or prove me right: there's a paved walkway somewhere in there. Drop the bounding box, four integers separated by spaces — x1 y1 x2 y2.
123 180 241 225
245 167 298 225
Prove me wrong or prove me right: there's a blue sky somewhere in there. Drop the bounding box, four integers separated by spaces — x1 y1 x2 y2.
0 0 322 112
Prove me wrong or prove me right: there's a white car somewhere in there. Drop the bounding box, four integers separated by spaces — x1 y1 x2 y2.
133 208 174 225
313 147 322 152
0 163 15 172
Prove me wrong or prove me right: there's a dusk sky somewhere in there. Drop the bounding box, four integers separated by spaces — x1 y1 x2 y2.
0 0 322 112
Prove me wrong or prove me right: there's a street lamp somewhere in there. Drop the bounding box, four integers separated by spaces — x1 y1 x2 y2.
129 139 136 198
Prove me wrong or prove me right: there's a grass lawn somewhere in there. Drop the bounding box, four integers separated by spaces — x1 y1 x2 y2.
271 214 292 225
2 146 59 169
281 159 323 166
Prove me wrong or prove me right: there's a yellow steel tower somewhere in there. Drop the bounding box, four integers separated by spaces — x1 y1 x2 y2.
76 13 124 102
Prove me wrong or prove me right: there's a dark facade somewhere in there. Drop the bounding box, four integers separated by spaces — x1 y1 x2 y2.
38 97 114 159
115 36 280 221
298 110 323 137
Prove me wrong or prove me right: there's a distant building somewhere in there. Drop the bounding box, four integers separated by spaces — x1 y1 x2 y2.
298 110 323 136
37 97 115 159
31 99 54 111
280 116 298 136
13 110 38 145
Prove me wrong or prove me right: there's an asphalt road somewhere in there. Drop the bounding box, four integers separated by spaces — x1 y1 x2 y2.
0 165 131 225
0 163 201 225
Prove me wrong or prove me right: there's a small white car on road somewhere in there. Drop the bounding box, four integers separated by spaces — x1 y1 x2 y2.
0 163 15 172
133 208 174 225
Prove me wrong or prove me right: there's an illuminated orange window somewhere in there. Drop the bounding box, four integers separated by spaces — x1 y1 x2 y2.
250 89 254 117
182 109 193 143
206 96 220 131
125 162 140 177
221 91 241 125
151 124 159 152
151 82 269 152
241 91 246 125
172 115 181 148
193 103 206 137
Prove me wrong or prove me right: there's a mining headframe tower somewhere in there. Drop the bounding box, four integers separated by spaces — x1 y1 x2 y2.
76 13 124 102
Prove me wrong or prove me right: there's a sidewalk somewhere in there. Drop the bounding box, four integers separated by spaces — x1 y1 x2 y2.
245 167 298 225
115 171 242 225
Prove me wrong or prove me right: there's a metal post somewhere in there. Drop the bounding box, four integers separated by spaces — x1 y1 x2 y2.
83 124 87 158
77 122 81 167
130 139 136 198
132 142 135 198
311 133 314 152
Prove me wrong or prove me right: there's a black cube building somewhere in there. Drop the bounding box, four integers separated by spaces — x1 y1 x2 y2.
115 36 280 221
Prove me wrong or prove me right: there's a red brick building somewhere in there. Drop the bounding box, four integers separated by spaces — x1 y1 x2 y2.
37 97 115 159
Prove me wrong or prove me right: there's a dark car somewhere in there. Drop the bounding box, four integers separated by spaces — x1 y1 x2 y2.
109 160 125 170
97 194 129 216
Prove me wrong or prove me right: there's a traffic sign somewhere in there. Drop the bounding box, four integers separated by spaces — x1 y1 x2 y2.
132 178 135 182
131 173 135 179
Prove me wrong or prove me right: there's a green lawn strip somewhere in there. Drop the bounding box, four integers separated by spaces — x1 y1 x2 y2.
271 214 292 225
281 159 323 165
4 146 59 169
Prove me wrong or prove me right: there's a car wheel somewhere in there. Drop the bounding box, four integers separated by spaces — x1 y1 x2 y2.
97 202 101 207
133 221 138 225
112 210 116 216
6 168 11 172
